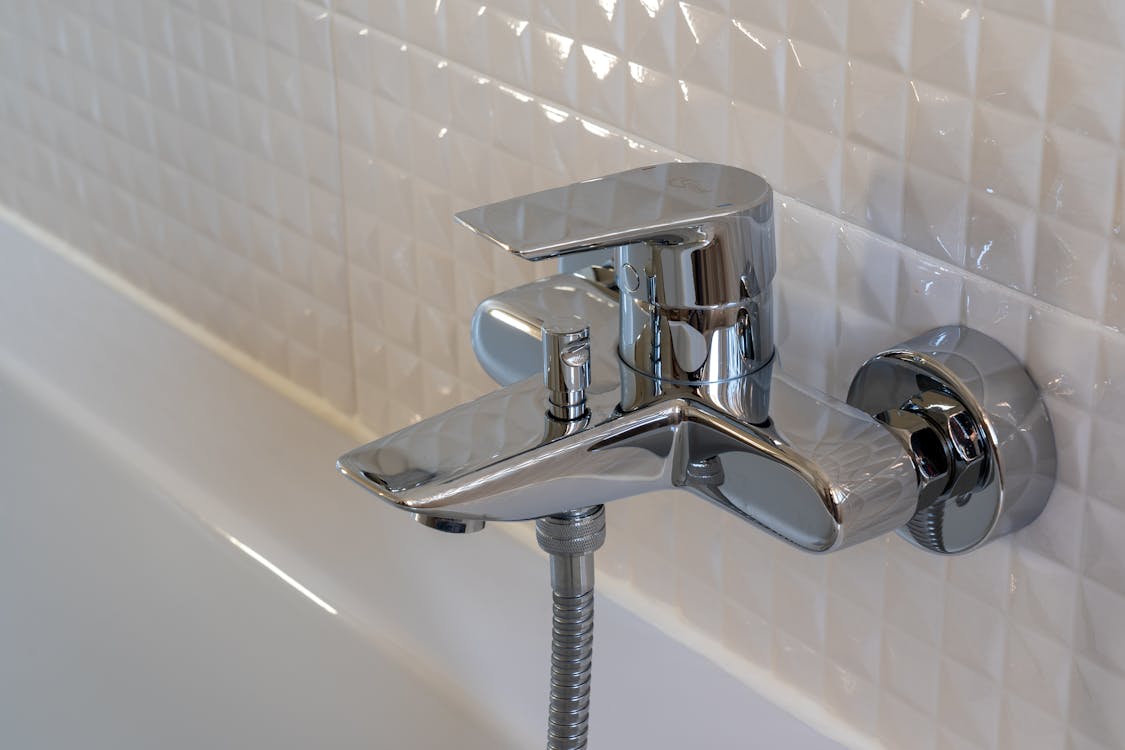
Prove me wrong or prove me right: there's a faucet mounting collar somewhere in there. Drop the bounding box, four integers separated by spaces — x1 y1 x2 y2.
848 326 1056 554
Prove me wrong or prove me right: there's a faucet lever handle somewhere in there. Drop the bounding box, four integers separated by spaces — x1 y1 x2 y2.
542 316 590 422
453 162 771 261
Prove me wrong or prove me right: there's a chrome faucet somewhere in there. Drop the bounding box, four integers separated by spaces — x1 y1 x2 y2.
338 162 1056 556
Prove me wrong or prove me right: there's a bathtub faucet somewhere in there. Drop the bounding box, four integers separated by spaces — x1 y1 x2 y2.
338 163 1056 555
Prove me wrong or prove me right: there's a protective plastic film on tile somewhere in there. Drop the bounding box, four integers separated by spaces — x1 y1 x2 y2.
3 0 1125 748
0 0 356 412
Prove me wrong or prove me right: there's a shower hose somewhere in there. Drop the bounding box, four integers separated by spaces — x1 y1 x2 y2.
535 505 606 750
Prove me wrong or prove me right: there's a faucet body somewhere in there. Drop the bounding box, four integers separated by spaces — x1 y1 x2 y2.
339 163 1055 555
457 162 775 417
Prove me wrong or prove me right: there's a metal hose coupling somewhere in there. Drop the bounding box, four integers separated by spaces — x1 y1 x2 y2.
536 506 606 750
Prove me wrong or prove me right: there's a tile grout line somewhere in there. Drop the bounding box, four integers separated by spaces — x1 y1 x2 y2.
786 194 1125 342
986 1 1058 743
10 4 365 413
341 18 690 160
341 14 1125 348
319 0 362 419
0 201 375 444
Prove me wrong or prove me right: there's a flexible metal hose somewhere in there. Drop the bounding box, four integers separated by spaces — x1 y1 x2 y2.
536 506 606 750
547 589 595 749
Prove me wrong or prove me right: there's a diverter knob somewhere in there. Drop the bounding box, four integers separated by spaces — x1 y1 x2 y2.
542 316 590 422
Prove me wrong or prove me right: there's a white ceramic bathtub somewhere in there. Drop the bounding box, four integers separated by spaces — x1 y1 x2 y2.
0 216 849 749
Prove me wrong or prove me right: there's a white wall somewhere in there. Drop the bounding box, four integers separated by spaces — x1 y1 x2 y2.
0 1 1122 747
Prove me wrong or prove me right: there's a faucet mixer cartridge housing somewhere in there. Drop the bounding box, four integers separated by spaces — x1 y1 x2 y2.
455 163 776 421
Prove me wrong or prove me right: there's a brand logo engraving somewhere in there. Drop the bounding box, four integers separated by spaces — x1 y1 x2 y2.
668 177 708 194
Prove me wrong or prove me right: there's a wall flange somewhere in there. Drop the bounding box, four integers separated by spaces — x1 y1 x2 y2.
847 326 1057 554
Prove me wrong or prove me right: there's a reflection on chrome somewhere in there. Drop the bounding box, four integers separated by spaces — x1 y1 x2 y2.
487 307 541 338
229 536 338 615
338 163 1056 555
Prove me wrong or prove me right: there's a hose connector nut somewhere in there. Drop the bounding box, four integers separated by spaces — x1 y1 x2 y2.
536 506 606 557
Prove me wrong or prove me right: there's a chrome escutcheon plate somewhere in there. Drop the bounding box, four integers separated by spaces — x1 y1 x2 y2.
847 326 1057 554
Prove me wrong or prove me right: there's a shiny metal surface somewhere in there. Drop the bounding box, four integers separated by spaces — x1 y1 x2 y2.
872 408 951 509
337 359 920 552
339 164 1056 556
536 507 605 750
456 163 776 389
546 587 595 750
848 326 1057 554
410 513 486 534
470 268 619 388
543 318 591 422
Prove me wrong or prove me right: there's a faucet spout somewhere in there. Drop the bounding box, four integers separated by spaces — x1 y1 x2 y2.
336 357 922 552
338 162 1054 557
336 375 677 523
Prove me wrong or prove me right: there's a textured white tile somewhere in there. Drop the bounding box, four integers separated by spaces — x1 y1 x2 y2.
676 3 732 94
966 192 1037 292
903 166 970 266
841 144 906 240
943 588 1008 681
1004 624 1073 719
729 17 787 116
1 0 357 410
729 101 784 184
846 59 909 157
1069 656 1125 749
1012 482 1085 570
772 565 828 650
1049 407 1095 501
1038 234 1108 326
772 628 825 700
720 522 776 618
907 81 975 184
721 601 773 670
1086 414 1125 511
824 662 879 737
879 691 939 750
1040 128 1118 244
781 121 844 212
884 556 945 646
1074 580 1125 676
675 79 731 164
939 657 1002 748
5 1 1125 746
910 0 980 96
825 594 882 682
1001 695 1068 750
1009 548 1080 644
1095 330 1125 420
1027 308 1100 410
948 539 1013 606
785 38 846 136
676 567 726 641
971 105 1045 209
1047 34 1125 145
1054 0 1125 48
828 538 890 615
776 283 838 391
837 222 901 324
674 498 726 592
896 252 965 333
977 10 1050 118
1082 500 1125 597
983 0 1048 24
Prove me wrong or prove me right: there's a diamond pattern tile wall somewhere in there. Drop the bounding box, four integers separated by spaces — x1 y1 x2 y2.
1 0 1124 748
0 0 355 412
